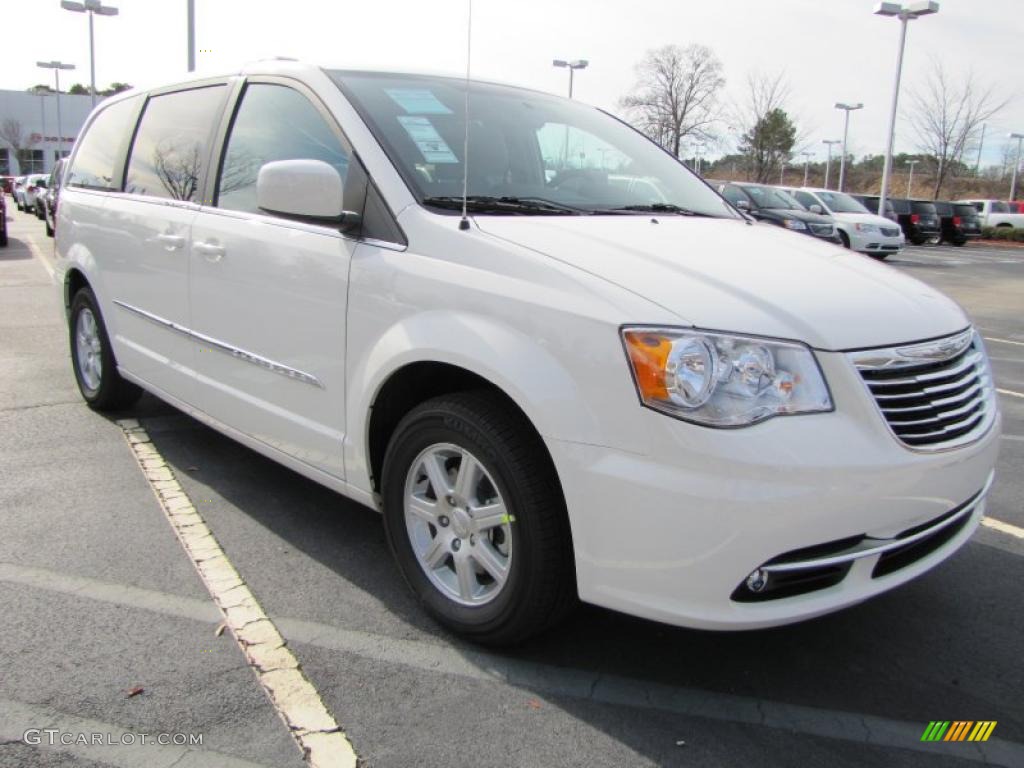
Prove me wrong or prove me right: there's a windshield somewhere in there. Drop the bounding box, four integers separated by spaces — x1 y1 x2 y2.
330 71 736 218
953 204 977 217
740 184 805 210
814 191 869 214
911 202 937 215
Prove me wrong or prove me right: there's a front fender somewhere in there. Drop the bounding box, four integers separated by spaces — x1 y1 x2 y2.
344 310 612 495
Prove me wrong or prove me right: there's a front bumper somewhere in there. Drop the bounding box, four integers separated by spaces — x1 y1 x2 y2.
550 350 1001 630
846 226 904 255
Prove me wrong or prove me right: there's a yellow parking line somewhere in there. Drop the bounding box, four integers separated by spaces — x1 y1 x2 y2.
116 419 358 768
982 518 1024 540
985 337 1024 347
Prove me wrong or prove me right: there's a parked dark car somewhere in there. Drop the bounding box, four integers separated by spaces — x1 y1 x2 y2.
889 198 941 245
0 190 7 247
42 158 67 238
933 201 981 246
850 194 899 223
717 182 842 244
0 176 14 195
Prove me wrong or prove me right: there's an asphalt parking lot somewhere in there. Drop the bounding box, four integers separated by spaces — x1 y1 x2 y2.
1 212 1022 768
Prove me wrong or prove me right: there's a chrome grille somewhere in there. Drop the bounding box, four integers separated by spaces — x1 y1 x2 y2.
881 226 901 237
849 329 996 451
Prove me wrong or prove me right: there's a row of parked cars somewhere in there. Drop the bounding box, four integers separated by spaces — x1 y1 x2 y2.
3 162 66 242
705 178 1022 258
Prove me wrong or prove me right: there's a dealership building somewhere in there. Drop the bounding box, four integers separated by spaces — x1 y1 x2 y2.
0 89 94 175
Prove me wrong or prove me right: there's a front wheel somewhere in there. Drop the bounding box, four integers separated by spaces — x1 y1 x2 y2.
69 287 142 410
381 392 575 645
838 231 851 249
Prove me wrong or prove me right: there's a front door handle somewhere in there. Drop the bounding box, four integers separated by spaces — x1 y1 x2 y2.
193 240 226 262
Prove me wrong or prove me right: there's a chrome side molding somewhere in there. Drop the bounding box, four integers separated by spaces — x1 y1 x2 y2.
113 300 325 389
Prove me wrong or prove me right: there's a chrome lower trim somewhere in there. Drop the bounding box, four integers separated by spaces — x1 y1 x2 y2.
113 300 325 389
761 472 993 575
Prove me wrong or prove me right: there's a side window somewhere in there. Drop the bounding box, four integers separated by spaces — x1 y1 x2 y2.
793 191 818 210
217 83 352 215
721 185 746 206
125 86 227 202
65 96 140 190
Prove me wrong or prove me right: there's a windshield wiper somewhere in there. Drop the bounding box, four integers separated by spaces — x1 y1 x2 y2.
605 203 717 217
422 195 582 215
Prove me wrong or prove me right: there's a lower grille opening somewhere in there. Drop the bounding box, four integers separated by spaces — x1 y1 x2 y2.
872 513 972 578
731 563 852 602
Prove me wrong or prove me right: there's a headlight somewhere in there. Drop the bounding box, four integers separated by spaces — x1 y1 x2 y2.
782 219 807 230
854 223 880 233
621 328 833 427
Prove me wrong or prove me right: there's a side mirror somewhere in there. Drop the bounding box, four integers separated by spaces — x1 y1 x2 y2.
256 159 358 227
809 204 823 214
734 199 750 211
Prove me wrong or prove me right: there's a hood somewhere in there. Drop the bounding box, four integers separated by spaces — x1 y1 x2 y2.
476 215 967 350
757 208 833 224
831 211 899 228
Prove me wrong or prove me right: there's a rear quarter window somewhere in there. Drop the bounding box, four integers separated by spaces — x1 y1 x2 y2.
65 96 141 191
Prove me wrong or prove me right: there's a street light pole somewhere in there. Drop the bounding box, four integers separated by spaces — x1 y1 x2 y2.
187 0 196 72
801 151 813 186
1010 132 1024 201
552 58 588 99
905 159 919 197
822 139 840 189
834 102 863 191
875 1 939 218
61 1 120 108
37 61 76 167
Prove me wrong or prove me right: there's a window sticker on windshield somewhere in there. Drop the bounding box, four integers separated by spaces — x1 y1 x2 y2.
397 115 458 164
387 88 452 115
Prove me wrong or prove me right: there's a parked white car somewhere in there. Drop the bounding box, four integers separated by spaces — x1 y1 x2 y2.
786 187 905 258
957 199 1024 229
21 173 49 213
54 61 1000 644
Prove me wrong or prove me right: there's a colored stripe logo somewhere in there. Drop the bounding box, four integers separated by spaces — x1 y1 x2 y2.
921 721 997 742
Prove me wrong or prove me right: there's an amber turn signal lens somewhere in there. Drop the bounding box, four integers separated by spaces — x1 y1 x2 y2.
623 331 672 400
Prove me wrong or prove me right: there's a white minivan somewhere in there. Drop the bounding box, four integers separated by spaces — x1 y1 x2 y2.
55 61 1000 644
786 187 905 258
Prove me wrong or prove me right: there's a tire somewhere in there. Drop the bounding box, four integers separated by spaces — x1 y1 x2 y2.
838 230 851 249
69 287 143 411
381 391 575 645
953 238 966 247
910 235 925 246
0 223 7 247
868 253 888 261
45 216 54 238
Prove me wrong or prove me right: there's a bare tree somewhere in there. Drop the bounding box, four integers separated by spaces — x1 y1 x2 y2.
619 44 725 160
734 72 797 182
0 119 40 174
151 141 202 201
909 61 1009 199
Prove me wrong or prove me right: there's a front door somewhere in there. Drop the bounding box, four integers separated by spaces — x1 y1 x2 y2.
188 80 359 479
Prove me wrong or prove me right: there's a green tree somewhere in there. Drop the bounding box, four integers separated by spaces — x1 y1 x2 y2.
68 83 90 95
100 82 132 96
739 108 796 183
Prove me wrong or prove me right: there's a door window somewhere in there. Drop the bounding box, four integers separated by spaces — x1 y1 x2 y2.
125 86 227 202
217 84 352 215
792 191 819 211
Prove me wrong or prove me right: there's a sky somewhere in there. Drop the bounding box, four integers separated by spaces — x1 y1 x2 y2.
6 0 1022 167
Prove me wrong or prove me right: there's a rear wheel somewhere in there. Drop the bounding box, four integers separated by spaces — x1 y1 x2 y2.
381 391 575 645
69 287 142 411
